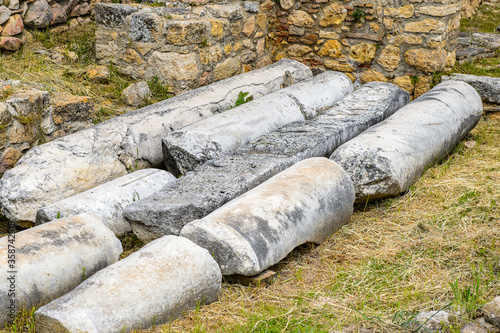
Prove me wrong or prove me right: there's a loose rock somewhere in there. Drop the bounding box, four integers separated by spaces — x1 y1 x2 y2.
124 82 409 241
36 169 176 235
330 81 483 202
163 72 353 175
181 158 355 276
35 236 221 332
0 213 122 328
415 311 450 332
122 81 150 107
0 60 312 225
24 0 53 28
480 296 500 327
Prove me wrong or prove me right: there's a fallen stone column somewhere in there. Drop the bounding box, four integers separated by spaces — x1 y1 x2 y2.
35 236 221 333
181 158 354 276
163 72 354 175
35 169 177 236
330 81 482 203
0 214 122 328
442 73 500 111
0 59 311 226
124 82 409 242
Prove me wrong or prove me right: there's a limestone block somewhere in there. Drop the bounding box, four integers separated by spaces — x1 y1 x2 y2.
330 81 482 202
360 69 387 83
419 4 460 16
94 3 138 28
163 72 353 175
163 20 210 46
35 236 221 333
0 59 312 225
319 3 347 27
36 169 176 236
51 93 93 125
213 57 241 81
384 5 414 18
442 73 500 104
404 19 445 33
148 52 199 81
123 82 409 241
318 40 342 58
349 42 377 64
0 214 122 328
377 45 400 71
128 12 160 43
181 158 354 276
288 10 315 28
404 48 447 72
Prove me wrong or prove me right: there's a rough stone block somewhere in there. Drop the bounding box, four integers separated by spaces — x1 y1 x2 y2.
0 59 312 226
94 3 138 28
35 236 221 333
163 72 354 175
181 158 354 276
442 73 500 104
330 81 483 202
36 169 176 236
124 82 409 241
0 214 122 328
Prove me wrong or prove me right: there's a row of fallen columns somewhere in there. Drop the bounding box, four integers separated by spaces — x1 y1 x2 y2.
0 61 483 332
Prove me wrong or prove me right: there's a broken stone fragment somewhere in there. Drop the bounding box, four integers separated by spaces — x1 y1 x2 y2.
181 157 355 276
442 73 500 104
36 169 176 235
0 59 311 226
35 236 221 333
124 82 409 241
0 213 122 328
163 71 354 175
331 81 483 202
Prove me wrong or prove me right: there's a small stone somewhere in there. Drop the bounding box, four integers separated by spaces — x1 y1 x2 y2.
416 311 450 332
0 36 22 51
7 0 18 10
324 60 355 72
359 69 387 83
280 0 294 10
24 0 53 28
318 40 342 58
288 10 315 28
1 14 23 36
86 65 109 83
349 42 377 63
377 45 400 71
460 322 487 333
243 1 259 12
198 71 212 86
319 2 347 27
66 51 78 62
50 2 67 25
69 1 90 17
393 76 415 94
122 81 150 107
287 44 312 57
0 147 22 174
213 57 241 81
242 16 255 36
480 296 500 327
0 5 11 25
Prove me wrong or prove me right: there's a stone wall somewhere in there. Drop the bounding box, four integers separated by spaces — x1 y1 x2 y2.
94 2 274 94
0 0 92 51
95 0 482 98
0 80 93 176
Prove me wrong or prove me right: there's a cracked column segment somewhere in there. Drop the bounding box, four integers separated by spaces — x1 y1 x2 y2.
0 59 312 226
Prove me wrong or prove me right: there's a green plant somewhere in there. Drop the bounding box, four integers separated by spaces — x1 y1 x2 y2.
234 91 253 108
351 8 365 22
81 266 87 280
147 76 173 103
431 72 443 88
449 276 484 320
410 75 420 85
200 38 208 48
